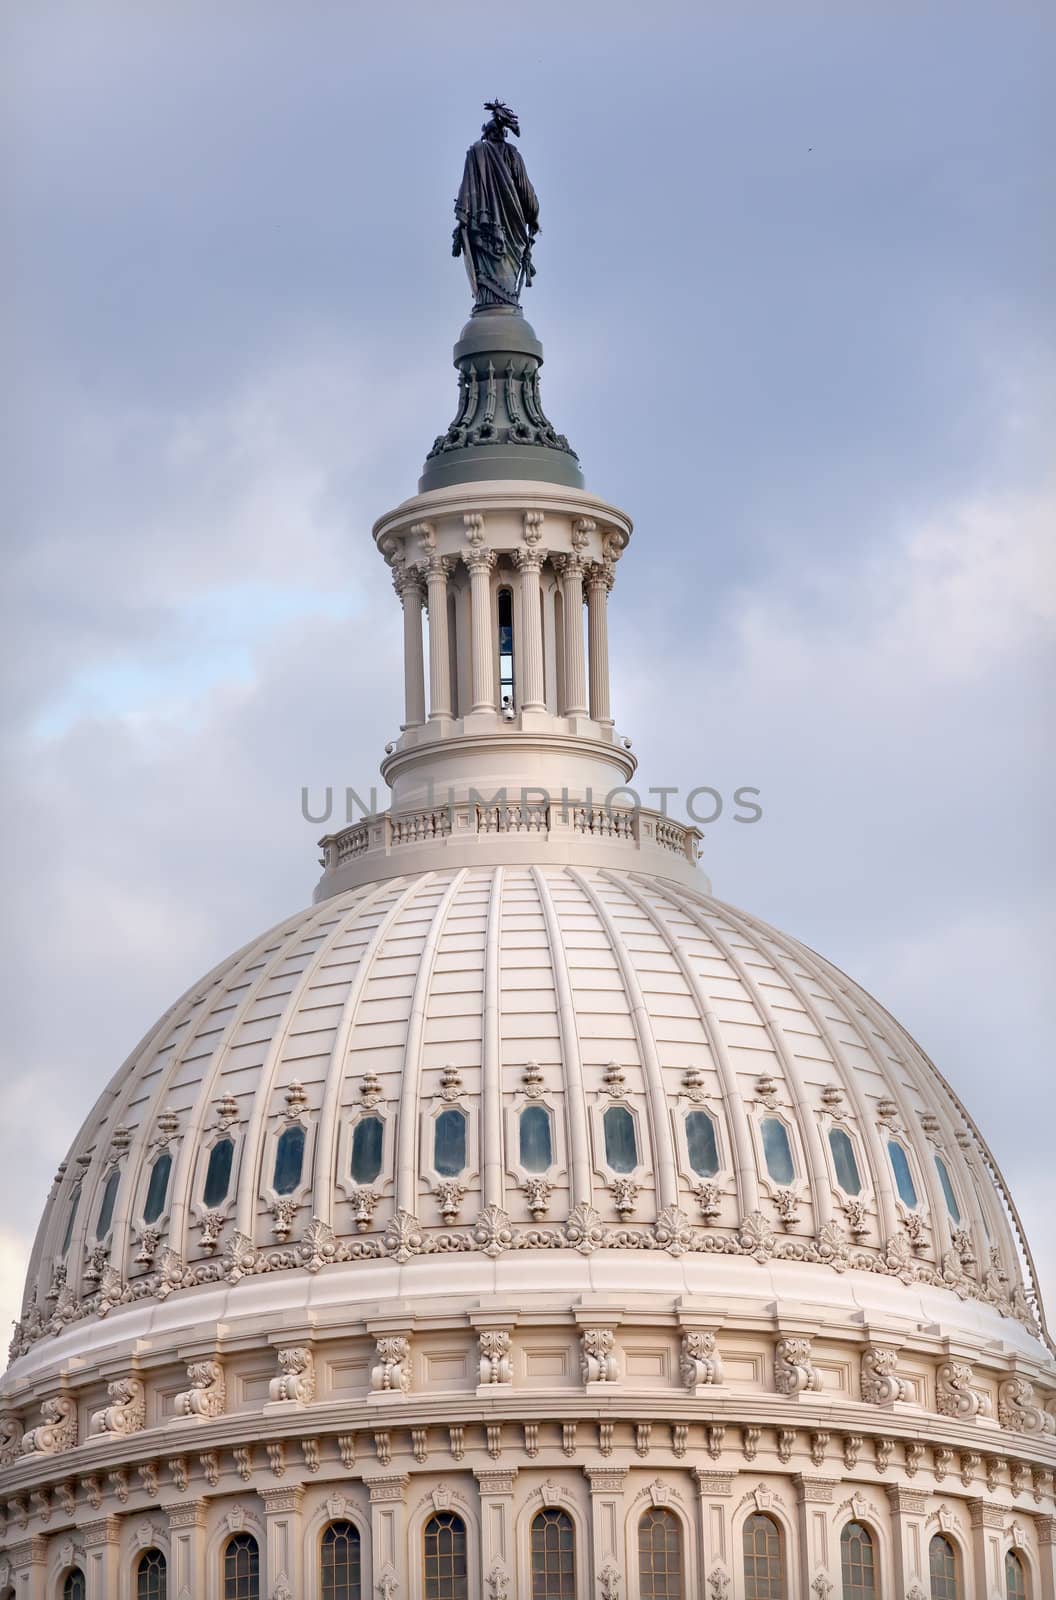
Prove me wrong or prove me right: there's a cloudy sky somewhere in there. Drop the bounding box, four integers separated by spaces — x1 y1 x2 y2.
4 1 1053 1344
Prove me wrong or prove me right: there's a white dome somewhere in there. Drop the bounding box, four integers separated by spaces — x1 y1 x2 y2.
11 863 1046 1370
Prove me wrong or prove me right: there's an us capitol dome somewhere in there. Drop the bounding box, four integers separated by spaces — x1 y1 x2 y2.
2 103 1054 1600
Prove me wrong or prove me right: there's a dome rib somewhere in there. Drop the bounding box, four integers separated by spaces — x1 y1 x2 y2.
481 866 504 1210
531 866 592 1208
702 892 902 1243
610 871 761 1219
568 868 680 1210
394 868 469 1216
667 885 837 1233
164 900 345 1263
311 875 430 1229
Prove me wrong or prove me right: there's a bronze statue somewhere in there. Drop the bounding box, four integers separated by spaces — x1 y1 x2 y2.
453 101 539 311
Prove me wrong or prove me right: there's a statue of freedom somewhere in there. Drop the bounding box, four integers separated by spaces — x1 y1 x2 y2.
452 101 540 311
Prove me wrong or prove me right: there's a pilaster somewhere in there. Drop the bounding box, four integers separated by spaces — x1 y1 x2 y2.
5 1536 47 1600
1036 1514 1055 1600
584 1465 628 1598
81 1515 120 1600
887 1484 930 1596
794 1475 839 1596
166 1498 207 1600
260 1483 305 1600
365 1473 409 1598
693 1469 734 1598
474 1466 518 1595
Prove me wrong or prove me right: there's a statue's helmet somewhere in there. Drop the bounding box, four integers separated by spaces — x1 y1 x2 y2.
484 99 520 138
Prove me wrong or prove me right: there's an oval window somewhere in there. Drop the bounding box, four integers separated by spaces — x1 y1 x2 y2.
203 1137 234 1208
934 1155 961 1223
273 1125 305 1196
95 1168 121 1240
828 1127 862 1195
350 1116 384 1184
686 1110 719 1177
434 1108 468 1176
761 1117 795 1184
519 1104 553 1172
603 1104 637 1173
143 1152 172 1224
61 1188 81 1256
888 1139 918 1208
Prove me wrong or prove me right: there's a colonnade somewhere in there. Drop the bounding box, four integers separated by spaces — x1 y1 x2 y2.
392 531 614 731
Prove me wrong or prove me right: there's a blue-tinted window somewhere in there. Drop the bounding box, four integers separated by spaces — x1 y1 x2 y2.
143 1153 172 1224
761 1117 795 1185
828 1127 862 1195
63 1572 86 1600
203 1138 234 1208
61 1189 81 1255
934 1155 961 1224
888 1140 918 1209
519 1105 553 1172
350 1117 383 1184
603 1105 637 1173
273 1125 305 1195
95 1168 120 1240
434 1108 467 1177
686 1110 719 1177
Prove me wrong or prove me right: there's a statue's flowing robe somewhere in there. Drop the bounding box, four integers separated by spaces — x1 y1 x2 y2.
455 137 539 309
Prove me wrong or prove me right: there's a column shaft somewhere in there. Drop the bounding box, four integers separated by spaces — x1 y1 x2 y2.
82 1517 120 1600
556 555 588 717
585 562 614 724
463 549 497 713
887 1485 930 1596
425 557 453 721
394 565 426 728
584 1468 628 1598
262 1484 305 1600
475 1468 517 1595
366 1473 409 1596
514 547 546 711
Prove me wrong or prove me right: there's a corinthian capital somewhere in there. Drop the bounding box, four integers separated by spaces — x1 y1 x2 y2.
423 553 453 581
461 546 497 576
554 552 587 582
391 561 426 603
513 544 547 574
584 559 615 595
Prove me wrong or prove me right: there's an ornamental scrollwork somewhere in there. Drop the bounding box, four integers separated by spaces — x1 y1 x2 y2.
774 1337 822 1396
478 1330 513 1386
21 1395 77 1456
371 1336 412 1395
936 1360 989 1420
860 1345 908 1405
269 1346 315 1404
174 1359 226 1419
580 1328 619 1384
998 1376 1055 1434
681 1330 723 1389
89 1375 145 1437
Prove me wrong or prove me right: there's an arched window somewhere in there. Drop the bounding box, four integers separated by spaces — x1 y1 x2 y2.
423 1511 468 1600
203 1137 234 1208
273 1124 305 1195
743 1512 785 1600
639 1506 684 1597
95 1168 121 1239
829 1127 862 1195
350 1116 384 1184
137 1548 168 1600
322 1521 362 1600
840 1521 876 1600
63 1574 86 1600
1006 1550 1029 1600
498 586 515 711
761 1118 795 1185
224 1533 260 1600
531 1508 576 1598
888 1139 918 1208
434 1108 467 1177
686 1110 719 1178
929 1534 961 1600
603 1104 637 1173
143 1153 172 1225
61 1187 81 1255
934 1155 961 1223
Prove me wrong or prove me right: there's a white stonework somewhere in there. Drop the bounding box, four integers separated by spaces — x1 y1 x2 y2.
1 349 1054 1598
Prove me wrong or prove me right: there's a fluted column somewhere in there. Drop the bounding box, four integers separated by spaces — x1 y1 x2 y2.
462 546 498 712
513 544 547 712
585 559 614 724
555 553 588 717
392 562 427 728
423 555 453 721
